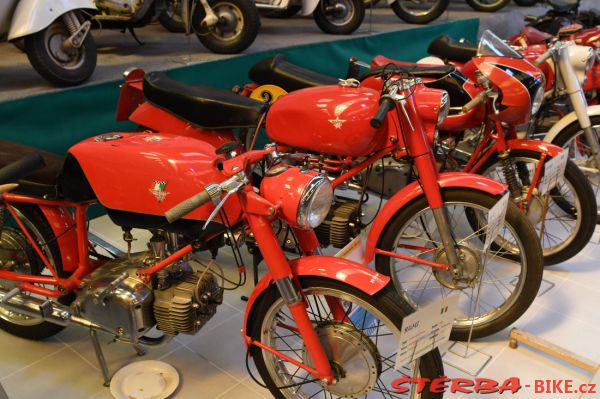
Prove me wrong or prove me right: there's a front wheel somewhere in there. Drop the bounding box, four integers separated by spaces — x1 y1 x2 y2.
24 17 96 86
390 0 449 24
551 115 600 221
465 0 510 12
192 0 260 54
313 0 365 35
478 150 596 265
375 188 543 341
250 276 444 398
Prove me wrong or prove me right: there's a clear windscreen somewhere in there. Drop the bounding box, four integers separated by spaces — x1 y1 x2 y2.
477 30 523 59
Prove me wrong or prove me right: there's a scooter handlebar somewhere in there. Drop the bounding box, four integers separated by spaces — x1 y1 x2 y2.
370 97 395 129
0 153 45 185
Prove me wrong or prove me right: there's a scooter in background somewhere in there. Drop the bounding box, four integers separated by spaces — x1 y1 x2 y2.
0 0 97 86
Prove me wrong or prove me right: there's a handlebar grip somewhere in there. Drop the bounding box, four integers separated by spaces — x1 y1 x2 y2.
535 49 552 66
165 189 213 223
0 153 45 185
461 91 486 113
370 98 395 129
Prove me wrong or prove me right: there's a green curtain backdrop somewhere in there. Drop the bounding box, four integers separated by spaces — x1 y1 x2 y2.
0 19 478 155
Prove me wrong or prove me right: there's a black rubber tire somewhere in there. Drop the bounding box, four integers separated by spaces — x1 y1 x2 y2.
390 0 448 24
476 150 597 266
0 204 70 340
465 0 510 12
159 0 186 33
249 276 444 399
192 0 260 54
550 115 600 223
262 5 302 18
513 0 538 6
375 188 543 341
313 0 365 35
24 19 96 87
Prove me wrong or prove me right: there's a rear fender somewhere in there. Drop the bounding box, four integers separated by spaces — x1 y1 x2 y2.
116 68 145 122
543 105 600 143
38 206 78 272
242 256 390 339
363 172 507 263
507 139 564 158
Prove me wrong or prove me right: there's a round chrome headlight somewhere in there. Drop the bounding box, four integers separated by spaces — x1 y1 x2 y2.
531 83 544 115
297 175 333 229
438 91 450 125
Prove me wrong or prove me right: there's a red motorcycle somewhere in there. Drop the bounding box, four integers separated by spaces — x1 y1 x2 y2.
0 125 445 395
117 64 544 341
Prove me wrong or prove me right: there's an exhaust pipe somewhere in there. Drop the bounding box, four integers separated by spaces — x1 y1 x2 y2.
0 287 108 332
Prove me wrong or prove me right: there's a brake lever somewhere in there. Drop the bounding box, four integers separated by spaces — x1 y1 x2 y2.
202 178 246 230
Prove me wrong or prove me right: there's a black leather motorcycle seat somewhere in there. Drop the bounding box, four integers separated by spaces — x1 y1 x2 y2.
427 35 477 64
249 55 339 92
0 140 64 198
358 63 456 81
143 71 268 129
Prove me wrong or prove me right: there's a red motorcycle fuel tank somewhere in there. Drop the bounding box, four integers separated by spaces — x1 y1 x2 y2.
266 85 388 157
68 132 242 224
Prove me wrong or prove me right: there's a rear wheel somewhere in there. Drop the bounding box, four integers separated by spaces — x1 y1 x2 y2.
192 0 260 53
24 17 96 86
478 150 596 265
159 0 186 32
250 277 444 398
465 0 510 12
390 0 449 24
0 204 70 340
375 188 543 341
313 0 365 35
551 116 600 221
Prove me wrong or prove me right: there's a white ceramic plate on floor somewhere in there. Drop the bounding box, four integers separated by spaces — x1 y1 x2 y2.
110 360 179 399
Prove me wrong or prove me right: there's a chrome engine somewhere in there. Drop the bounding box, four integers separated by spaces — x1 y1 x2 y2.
73 251 222 342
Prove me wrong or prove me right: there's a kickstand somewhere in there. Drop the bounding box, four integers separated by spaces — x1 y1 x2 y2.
128 27 144 45
89 329 111 386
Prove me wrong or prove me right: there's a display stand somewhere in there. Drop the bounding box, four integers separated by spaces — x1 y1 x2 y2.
442 193 509 376
508 328 600 374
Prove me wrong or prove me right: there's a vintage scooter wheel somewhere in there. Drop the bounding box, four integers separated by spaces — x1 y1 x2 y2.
551 115 600 222
24 18 96 87
465 0 510 12
0 204 71 340
249 276 444 399
192 0 260 53
478 151 597 265
390 0 449 24
313 0 365 35
375 188 543 341
159 0 186 32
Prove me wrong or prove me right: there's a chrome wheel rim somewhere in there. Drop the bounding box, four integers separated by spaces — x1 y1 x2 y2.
210 2 244 42
397 0 440 17
44 22 85 70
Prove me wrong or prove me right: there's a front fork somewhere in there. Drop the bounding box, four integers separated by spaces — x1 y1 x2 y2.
61 11 91 50
245 214 335 383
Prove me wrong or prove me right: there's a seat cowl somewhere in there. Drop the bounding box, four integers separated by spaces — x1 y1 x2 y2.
428 35 477 64
143 72 267 130
249 55 338 92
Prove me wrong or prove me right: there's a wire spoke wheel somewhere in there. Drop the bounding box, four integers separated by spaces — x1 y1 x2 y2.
250 277 443 398
375 189 543 340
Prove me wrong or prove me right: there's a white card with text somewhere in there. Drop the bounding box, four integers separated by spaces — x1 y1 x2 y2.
484 192 510 253
539 150 569 196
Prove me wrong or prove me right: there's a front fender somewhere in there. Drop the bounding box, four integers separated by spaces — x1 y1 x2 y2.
8 0 97 41
507 139 564 158
242 256 390 338
543 104 600 144
363 172 507 263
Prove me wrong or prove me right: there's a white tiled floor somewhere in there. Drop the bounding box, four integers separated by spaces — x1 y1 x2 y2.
0 217 599 398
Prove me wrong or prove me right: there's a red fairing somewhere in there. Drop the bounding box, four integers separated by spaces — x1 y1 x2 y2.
266 85 388 157
472 57 543 125
68 132 242 223
116 68 145 122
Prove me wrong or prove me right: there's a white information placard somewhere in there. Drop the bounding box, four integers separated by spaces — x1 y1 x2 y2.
395 294 459 369
539 150 569 196
483 192 510 253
